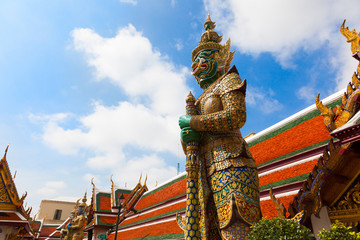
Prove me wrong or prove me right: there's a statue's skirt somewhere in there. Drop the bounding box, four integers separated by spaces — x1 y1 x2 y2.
209 166 261 228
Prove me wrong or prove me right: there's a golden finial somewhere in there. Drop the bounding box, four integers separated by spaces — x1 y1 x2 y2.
110 175 114 188
2 144 9 162
26 207 32 219
204 13 216 31
91 177 95 189
110 174 115 206
83 192 87 202
139 173 142 184
155 181 158 187
144 174 148 187
20 192 27 204
186 92 196 104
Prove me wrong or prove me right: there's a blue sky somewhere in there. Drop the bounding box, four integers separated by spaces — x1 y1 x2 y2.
1 0 360 214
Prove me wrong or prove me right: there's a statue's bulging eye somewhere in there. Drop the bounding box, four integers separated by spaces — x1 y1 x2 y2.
198 57 206 64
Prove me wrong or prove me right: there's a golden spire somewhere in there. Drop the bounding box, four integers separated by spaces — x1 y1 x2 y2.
138 173 142 184
83 192 87 203
110 175 115 207
204 13 216 31
1 144 9 162
144 174 148 187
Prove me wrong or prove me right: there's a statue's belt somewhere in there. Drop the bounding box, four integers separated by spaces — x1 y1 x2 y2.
199 136 243 153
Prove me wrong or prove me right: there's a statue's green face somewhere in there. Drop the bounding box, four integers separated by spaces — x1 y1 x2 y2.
191 50 218 88
78 206 84 215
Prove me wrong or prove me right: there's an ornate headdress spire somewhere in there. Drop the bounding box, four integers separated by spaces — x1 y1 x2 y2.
191 14 222 62
191 14 234 72
204 13 216 31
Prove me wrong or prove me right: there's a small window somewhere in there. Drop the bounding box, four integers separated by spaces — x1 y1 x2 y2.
53 209 62 220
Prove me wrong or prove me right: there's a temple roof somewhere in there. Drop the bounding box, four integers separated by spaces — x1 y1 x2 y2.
0 145 33 235
0 146 22 209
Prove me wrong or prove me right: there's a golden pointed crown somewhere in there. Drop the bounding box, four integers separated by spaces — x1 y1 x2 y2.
192 14 234 71
191 14 223 61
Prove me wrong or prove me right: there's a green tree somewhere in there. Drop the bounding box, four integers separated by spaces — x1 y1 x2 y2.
318 221 360 240
248 217 315 240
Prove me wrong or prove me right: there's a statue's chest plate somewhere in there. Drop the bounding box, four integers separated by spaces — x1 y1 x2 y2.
200 94 223 114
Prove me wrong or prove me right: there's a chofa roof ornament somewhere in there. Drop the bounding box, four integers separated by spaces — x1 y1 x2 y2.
341 19 360 60
316 20 360 132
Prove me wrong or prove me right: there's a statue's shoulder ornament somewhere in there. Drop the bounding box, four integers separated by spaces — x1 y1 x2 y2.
196 66 246 105
214 68 246 96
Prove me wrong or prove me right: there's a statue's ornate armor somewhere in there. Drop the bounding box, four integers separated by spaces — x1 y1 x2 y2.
191 67 261 239
69 214 85 240
62 194 88 240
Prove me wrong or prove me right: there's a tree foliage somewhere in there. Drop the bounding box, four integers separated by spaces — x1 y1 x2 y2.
248 217 315 240
318 221 360 240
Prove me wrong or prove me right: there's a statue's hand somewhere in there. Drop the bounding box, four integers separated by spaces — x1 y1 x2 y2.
179 115 192 129
180 127 200 143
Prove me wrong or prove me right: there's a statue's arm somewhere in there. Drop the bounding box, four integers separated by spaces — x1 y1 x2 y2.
190 90 246 132
69 217 85 229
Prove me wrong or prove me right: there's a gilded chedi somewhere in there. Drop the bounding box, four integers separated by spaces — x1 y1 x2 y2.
178 15 261 240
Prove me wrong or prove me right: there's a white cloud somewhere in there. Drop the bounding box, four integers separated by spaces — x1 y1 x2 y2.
119 0 137 5
329 37 360 91
32 25 188 187
83 173 101 185
246 86 283 114
111 154 177 189
72 25 189 116
37 181 66 197
204 0 360 88
296 86 316 103
28 113 71 124
175 39 184 51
